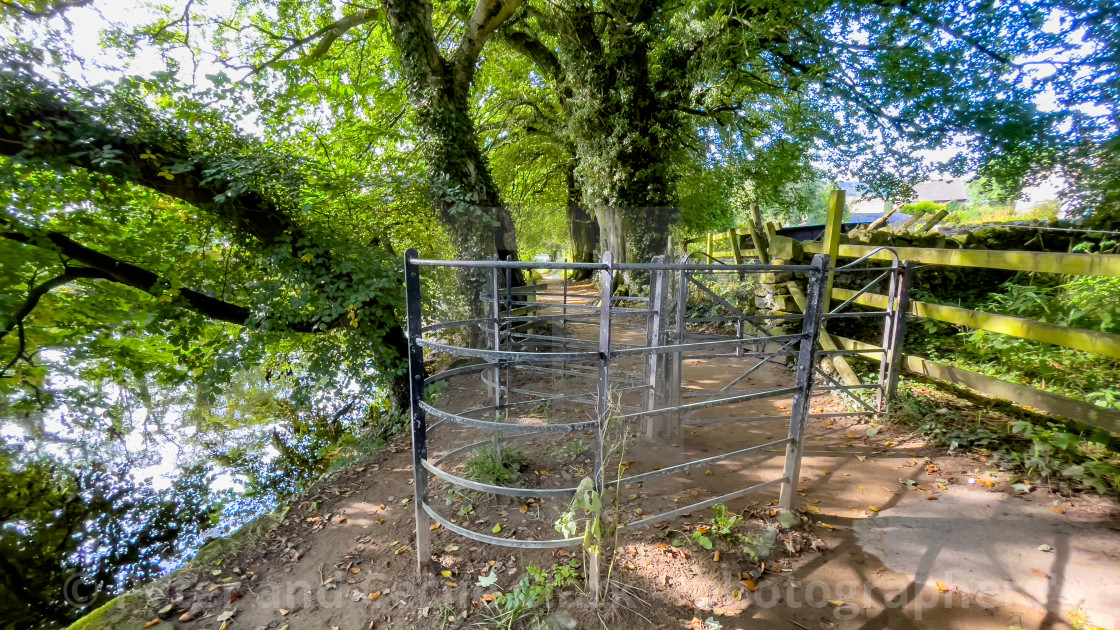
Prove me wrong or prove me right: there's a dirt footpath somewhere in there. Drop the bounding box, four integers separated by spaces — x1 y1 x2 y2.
79 280 1120 630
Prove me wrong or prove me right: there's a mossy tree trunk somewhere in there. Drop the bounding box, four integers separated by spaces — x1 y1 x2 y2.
566 162 599 280
382 0 525 299
559 5 680 280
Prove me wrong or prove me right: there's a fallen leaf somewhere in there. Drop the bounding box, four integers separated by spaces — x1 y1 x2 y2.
374 519 384 525
441 571 452 578
351 567 361 574
819 523 835 530
869 506 880 512
492 523 502 534
808 506 821 514
279 609 291 616
1030 568 1050 579
482 593 498 602
143 620 161 628
1037 544 1053 552
827 600 845 606
368 591 382 600
936 581 949 592
520 505 528 514
447 582 458 588
395 546 409 555
1051 507 1064 514
741 579 757 592
926 496 939 501
713 551 720 562
430 523 441 531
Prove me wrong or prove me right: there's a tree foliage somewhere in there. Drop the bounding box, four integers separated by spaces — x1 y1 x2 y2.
1 0 1118 626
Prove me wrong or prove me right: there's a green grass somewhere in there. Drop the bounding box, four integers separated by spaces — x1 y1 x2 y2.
891 380 1120 496
462 442 532 487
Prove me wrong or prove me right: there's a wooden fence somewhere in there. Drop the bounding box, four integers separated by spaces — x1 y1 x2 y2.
682 191 1120 434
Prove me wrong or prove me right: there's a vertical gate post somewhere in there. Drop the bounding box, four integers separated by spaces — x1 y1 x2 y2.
594 251 614 491
490 258 502 422
875 259 899 412
644 256 668 439
404 249 432 574
673 262 688 429
504 257 513 414
778 254 829 510
882 261 914 410
590 251 614 603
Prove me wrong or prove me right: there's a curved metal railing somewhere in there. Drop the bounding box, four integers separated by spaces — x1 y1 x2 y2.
402 248 901 573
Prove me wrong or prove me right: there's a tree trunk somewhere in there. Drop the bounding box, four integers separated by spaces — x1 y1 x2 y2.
566 163 598 280
562 17 679 283
383 0 523 341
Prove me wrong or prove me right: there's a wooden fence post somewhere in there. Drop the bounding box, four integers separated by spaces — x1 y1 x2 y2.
822 189 846 302
746 203 770 264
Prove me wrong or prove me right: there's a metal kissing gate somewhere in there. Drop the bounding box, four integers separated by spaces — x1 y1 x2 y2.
402 248 906 573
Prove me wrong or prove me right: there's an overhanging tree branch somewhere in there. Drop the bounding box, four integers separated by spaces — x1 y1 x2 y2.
0 265 111 346
1 227 268 330
0 72 413 408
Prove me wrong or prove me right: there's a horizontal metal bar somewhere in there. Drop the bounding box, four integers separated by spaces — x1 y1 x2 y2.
685 314 806 323
681 411 875 425
416 339 600 362
611 437 791 487
421 458 577 499
617 386 801 420
423 361 496 386
420 401 598 433
610 334 801 359
503 299 653 315
681 387 778 399
822 311 890 319
620 477 787 531
682 415 792 426
410 258 817 272
422 502 582 548
512 364 646 385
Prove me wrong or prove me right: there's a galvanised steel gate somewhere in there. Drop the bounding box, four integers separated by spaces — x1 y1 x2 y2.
402 248 904 573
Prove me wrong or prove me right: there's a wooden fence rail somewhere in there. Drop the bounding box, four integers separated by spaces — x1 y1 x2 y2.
682 200 1120 433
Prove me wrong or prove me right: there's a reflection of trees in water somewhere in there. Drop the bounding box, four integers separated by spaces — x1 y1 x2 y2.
0 393 394 629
